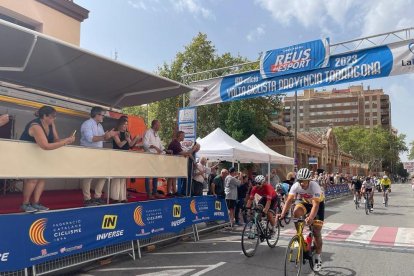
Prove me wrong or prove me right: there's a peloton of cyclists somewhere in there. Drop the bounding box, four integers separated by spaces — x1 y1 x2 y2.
278 168 325 272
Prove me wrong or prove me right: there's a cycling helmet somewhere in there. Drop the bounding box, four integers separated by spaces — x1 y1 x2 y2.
254 175 266 184
383 175 388 179
352 176 357 180
276 183 282 191
297 168 312 180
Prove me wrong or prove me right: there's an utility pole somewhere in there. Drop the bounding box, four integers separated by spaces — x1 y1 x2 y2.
294 90 298 171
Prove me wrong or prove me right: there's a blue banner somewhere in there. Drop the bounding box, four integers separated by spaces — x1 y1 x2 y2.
0 196 228 272
260 38 330 78
189 40 414 106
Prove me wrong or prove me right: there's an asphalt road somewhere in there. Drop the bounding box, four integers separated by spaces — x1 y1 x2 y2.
76 183 414 276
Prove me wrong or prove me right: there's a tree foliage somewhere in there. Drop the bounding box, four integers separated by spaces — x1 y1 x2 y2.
128 32 283 143
408 141 414 160
333 126 407 172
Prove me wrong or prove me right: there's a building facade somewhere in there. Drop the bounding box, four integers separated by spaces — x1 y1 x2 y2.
265 123 355 178
281 85 391 131
0 0 88 45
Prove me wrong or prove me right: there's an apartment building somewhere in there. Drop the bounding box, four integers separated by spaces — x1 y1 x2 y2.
0 0 88 45
281 85 391 131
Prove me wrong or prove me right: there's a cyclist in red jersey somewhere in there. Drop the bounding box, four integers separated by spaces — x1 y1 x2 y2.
245 175 277 232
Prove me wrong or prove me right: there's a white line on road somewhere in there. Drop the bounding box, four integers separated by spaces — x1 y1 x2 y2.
137 269 195 276
95 263 227 272
191 262 226 276
149 251 241 255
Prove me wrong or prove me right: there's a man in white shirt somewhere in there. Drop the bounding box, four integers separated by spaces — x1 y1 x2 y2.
80 106 118 206
143 119 164 199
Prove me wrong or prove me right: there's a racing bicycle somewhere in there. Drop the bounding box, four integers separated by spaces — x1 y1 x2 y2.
284 216 316 275
241 207 280 257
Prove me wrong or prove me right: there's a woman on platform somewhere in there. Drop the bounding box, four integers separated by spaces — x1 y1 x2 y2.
111 117 141 203
19 106 75 212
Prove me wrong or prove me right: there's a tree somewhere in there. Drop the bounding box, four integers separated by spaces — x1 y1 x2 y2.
148 32 282 143
333 126 407 172
408 141 414 160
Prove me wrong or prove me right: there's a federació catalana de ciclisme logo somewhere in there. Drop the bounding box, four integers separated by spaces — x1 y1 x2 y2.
190 199 198 214
133 206 145 226
29 218 49 246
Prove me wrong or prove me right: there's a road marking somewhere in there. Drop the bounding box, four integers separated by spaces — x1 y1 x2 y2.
370 226 398 246
150 251 241 255
346 224 378 244
395 228 414 247
191 262 226 276
95 263 227 272
325 224 360 241
137 269 195 276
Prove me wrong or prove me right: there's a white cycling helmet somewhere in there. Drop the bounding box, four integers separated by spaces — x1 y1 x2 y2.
276 183 282 190
254 175 266 184
297 168 312 180
383 175 388 179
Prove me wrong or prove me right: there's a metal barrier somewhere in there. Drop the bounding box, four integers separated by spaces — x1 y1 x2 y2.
325 184 352 202
0 269 28 276
31 241 135 276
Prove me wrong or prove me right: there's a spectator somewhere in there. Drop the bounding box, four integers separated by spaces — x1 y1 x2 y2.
211 169 228 197
282 171 296 191
19 106 75 212
207 166 218 195
235 174 249 226
192 156 210 196
111 117 141 203
143 119 164 199
80 106 118 206
225 167 242 227
270 168 281 189
0 114 9 127
166 131 192 196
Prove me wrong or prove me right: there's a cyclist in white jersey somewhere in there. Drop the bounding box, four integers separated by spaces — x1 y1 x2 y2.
279 168 325 272
362 176 375 212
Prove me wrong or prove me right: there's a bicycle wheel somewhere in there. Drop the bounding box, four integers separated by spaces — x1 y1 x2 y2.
284 235 303 276
365 195 369 215
355 198 358 210
266 218 280 248
385 192 388 207
241 220 260 257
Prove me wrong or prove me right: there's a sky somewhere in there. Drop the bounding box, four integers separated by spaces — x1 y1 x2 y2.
76 0 414 161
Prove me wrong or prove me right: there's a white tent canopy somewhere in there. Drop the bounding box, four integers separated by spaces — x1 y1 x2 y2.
196 128 270 163
242 134 294 165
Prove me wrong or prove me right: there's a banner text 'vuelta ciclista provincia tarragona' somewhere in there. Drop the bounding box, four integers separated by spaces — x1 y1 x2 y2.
189 40 414 106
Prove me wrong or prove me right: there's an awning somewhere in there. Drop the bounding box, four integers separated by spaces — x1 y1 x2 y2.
0 19 192 108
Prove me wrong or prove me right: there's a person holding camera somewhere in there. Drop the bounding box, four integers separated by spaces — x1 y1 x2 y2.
19 106 75 212
110 117 141 203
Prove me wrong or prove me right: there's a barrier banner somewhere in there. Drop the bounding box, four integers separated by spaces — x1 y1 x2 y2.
260 38 330 79
0 196 228 272
189 40 414 106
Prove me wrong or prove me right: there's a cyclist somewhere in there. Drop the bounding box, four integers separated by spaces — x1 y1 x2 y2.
362 176 375 211
351 176 362 203
245 175 278 234
380 175 391 204
276 182 290 201
278 168 324 272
